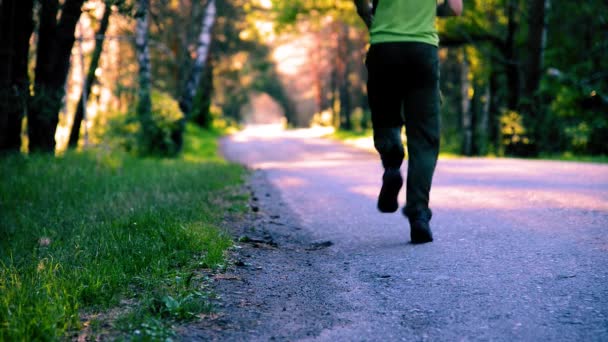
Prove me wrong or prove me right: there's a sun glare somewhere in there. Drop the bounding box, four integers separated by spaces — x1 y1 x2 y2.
258 0 272 9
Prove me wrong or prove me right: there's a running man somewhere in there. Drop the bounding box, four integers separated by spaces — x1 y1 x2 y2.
354 0 463 243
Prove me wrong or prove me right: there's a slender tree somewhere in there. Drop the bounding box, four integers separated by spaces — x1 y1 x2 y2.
338 23 352 130
135 0 153 151
191 57 215 129
521 0 550 152
174 0 216 150
460 48 473 156
68 1 113 148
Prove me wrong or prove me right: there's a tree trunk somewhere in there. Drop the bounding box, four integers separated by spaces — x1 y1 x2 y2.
174 0 216 150
524 0 549 102
521 0 550 152
478 82 491 155
178 0 216 115
488 68 501 153
332 22 350 130
68 1 112 149
192 57 214 129
470 81 480 155
504 0 520 110
28 0 85 153
135 0 153 150
461 49 473 156
330 67 339 128
310 31 323 115
338 24 352 130
330 22 340 129
0 0 34 153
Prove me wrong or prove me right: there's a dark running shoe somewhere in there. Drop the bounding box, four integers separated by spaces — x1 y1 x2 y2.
406 210 433 244
409 218 433 244
377 168 403 213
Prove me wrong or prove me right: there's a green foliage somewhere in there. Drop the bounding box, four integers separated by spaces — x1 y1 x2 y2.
0 128 246 340
103 90 184 156
331 128 373 141
270 0 361 29
546 84 608 155
182 124 223 162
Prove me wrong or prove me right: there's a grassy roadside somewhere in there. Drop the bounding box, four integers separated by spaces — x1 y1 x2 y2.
330 129 373 141
329 129 607 163
537 153 608 164
0 124 247 340
326 129 460 159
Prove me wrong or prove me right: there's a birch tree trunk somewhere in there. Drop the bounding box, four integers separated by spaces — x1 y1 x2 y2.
135 0 153 151
178 0 216 115
173 0 216 150
68 1 112 149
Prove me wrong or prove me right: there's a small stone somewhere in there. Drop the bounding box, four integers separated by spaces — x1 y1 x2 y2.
305 240 333 251
238 235 252 243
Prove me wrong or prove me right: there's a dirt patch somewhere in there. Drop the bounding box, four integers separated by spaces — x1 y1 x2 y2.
176 170 351 341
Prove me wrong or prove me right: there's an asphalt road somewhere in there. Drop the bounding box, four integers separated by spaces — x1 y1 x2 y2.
187 125 608 341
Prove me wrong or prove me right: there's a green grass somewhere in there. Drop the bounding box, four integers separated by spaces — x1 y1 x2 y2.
328 129 460 159
0 124 247 340
329 129 373 141
330 129 607 163
537 152 608 164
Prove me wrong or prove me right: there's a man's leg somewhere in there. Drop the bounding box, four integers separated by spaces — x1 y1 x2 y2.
403 87 440 219
366 44 405 213
402 44 440 242
374 126 404 212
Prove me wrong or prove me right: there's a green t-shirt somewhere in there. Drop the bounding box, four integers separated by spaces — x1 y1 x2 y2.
370 0 439 46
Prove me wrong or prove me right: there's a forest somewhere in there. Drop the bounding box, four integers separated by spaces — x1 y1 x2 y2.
0 0 606 158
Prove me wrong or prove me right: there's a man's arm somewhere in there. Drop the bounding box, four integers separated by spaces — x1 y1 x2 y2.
353 0 373 29
437 0 463 17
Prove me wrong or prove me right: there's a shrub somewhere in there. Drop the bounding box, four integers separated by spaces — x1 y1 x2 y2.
100 91 184 156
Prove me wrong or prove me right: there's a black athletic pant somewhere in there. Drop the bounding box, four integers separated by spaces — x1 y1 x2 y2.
366 42 440 218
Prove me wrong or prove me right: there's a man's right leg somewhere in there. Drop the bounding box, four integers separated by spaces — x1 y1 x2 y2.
402 44 440 243
403 89 439 242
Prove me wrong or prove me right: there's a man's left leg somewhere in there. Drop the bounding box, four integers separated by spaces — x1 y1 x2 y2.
367 44 406 213
374 126 405 213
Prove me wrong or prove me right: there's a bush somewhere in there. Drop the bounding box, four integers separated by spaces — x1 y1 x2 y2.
101 91 184 156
